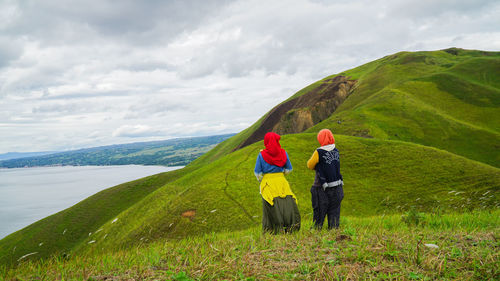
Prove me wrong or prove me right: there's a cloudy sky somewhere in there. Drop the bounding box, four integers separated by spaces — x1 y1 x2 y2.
0 0 499 153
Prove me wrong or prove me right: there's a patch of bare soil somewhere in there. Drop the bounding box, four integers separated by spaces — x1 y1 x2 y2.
336 234 352 241
181 209 196 221
235 76 356 150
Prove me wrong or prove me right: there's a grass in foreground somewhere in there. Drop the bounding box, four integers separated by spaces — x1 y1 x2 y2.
2 210 498 280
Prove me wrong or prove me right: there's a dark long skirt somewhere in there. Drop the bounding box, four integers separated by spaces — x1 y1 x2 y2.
262 195 301 234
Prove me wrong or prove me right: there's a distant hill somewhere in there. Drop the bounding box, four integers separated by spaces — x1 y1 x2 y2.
0 134 235 168
0 151 58 161
1 48 498 268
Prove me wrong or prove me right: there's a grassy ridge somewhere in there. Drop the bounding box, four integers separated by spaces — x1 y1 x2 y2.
309 49 500 167
192 49 500 169
66 134 499 258
3 210 499 280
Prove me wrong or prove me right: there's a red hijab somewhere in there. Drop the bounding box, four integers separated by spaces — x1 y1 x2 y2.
261 132 287 167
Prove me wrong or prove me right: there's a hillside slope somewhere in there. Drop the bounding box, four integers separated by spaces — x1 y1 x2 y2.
73 134 499 257
1 48 499 267
308 48 500 167
3 134 498 265
0 166 194 266
196 48 500 167
189 76 357 166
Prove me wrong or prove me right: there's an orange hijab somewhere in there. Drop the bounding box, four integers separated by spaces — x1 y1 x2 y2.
317 129 335 146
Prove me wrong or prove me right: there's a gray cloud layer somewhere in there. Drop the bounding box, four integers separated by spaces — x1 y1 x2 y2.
1 0 499 152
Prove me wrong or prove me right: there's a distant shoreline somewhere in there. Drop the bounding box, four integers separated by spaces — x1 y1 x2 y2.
0 164 185 170
0 133 234 169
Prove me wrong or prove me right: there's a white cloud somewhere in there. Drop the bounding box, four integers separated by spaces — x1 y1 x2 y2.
0 0 499 153
112 125 162 138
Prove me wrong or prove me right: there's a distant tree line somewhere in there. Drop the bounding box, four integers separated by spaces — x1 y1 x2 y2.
0 134 234 168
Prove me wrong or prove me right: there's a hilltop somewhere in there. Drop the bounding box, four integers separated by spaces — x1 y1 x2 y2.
1 48 499 275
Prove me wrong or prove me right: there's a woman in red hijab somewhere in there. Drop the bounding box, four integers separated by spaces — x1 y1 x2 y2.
254 132 300 234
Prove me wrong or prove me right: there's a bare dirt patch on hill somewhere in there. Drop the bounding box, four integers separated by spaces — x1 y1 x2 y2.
235 75 356 150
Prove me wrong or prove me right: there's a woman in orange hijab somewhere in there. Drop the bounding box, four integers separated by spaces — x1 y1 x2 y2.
307 129 344 229
254 132 300 234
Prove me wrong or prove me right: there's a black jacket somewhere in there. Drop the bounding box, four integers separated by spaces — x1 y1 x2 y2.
315 145 343 189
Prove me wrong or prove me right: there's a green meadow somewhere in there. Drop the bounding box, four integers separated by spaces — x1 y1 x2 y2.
3 211 499 280
1 48 499 280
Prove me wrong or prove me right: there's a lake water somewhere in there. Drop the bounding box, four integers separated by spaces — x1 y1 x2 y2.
0 165 181 239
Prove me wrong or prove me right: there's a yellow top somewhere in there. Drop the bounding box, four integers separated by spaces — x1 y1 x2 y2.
260 173 297 206
307 150 319 170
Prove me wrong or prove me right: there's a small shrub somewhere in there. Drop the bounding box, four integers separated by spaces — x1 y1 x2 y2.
402 207 425 227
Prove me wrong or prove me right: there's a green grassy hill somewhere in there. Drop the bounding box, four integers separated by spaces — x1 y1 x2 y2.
309 48 500 167
71 134 499 255
1 48 499 273
198 49 500 167
2 134 497 267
